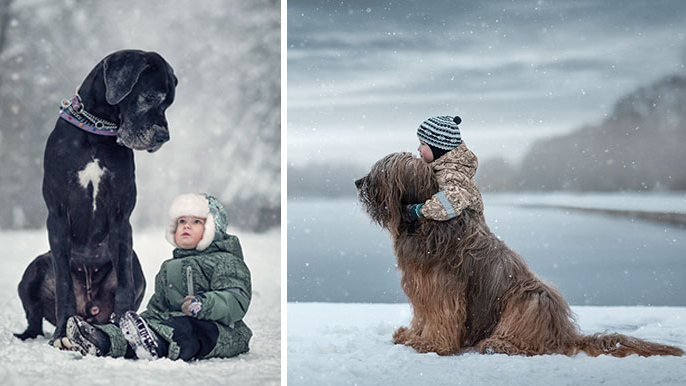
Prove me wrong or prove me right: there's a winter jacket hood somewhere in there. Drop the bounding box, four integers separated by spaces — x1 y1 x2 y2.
432 142 478 179
142 232 252 360
95 228 252 361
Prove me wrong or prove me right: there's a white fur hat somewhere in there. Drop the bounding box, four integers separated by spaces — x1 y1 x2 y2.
165 193 227 251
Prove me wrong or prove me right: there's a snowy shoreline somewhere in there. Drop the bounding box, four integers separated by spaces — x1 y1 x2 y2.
288 302 686 386
483 191 686 214
516 204 686 227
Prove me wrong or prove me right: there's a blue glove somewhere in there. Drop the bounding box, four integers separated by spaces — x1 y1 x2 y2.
405 203 424 221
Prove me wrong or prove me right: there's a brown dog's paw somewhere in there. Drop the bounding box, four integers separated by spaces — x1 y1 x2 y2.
475 338 522 355
392 326 410 344
406 339 455 356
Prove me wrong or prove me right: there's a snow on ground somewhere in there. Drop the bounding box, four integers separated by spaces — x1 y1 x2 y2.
0 229 280 386
484 191 686 214
288 302 686 386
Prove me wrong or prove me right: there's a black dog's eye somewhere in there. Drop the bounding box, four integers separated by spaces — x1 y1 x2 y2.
139 94 155 103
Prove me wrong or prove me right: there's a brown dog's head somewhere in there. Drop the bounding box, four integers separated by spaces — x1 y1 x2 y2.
355 152 437 236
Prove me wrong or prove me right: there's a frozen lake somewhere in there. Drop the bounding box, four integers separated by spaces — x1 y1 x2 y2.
287 193 686 306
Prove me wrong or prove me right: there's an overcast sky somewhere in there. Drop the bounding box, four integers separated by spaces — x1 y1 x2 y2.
287 0 686 167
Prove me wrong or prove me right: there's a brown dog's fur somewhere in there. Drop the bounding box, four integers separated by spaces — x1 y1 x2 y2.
355 152 684 357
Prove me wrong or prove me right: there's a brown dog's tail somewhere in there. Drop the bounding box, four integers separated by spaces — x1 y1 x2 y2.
577 333 684 357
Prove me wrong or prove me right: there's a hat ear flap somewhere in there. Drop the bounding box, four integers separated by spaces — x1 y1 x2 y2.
195 214 215 251
166 219 179 248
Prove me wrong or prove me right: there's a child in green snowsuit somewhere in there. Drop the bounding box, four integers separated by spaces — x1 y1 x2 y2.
66 193 252 361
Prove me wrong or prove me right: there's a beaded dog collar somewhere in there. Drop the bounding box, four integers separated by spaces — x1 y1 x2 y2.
59 95 118 136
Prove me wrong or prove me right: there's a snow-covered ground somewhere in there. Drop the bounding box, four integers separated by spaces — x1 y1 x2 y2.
288 302 686 386
0 229 280 386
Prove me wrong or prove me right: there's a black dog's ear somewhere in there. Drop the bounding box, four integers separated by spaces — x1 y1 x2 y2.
103 51 150 105
168 65 178 87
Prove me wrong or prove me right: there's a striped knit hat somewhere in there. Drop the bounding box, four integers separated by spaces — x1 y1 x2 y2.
417 115 462 154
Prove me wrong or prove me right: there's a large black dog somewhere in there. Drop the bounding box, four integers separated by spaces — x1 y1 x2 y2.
15 50 177 345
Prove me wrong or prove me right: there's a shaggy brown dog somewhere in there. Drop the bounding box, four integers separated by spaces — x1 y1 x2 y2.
355 152 684 357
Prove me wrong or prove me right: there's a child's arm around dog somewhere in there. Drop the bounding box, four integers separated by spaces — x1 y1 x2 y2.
418 143 483 220
410 115 484 221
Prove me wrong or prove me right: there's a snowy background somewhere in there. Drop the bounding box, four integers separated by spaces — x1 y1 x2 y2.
287 1 686 384
287 0 686 170
0 228 280 385
0 1 282 384
287 0 686 194
0 0 281 232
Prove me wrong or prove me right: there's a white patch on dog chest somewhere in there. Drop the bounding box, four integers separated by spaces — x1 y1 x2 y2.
78 160 106 212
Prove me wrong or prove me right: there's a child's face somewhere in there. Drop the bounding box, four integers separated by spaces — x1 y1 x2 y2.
418 141 434 163
174 216 206 249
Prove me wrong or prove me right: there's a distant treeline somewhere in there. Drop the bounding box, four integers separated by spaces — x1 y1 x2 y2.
477 74 686 192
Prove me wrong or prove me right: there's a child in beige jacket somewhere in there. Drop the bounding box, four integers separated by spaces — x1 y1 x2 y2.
407 115 484 221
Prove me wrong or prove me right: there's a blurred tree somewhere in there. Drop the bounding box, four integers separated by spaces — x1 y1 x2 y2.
515 75 686 192
0 0 11 55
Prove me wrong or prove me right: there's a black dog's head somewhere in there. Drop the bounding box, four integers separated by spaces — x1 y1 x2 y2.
81 49 178 152
355 152 437 235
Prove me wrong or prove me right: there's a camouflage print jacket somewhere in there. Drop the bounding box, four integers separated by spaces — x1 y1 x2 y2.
141 233 252 360
419 142 484 221
97 233 252 360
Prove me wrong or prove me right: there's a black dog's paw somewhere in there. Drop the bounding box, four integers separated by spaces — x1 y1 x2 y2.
14 329 44 341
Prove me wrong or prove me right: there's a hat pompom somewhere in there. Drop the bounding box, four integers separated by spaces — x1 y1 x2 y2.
453 115 462 125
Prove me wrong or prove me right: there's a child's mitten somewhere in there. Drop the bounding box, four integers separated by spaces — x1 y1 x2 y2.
182 296 203 317
402 203 423 222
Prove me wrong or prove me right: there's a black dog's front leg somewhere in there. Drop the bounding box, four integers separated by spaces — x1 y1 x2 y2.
111 221 135 321
46 209 76 343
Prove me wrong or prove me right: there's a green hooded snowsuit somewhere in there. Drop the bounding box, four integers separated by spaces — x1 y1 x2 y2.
98 233 252 360
97 193 252 360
